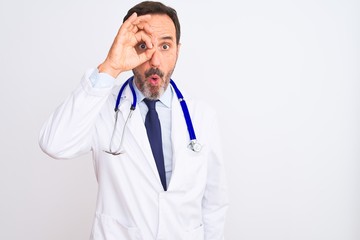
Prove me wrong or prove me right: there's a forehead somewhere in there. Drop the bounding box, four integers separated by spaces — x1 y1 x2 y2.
148 14 176 39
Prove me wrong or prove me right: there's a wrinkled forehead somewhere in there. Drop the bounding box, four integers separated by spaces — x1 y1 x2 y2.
148 14 176 41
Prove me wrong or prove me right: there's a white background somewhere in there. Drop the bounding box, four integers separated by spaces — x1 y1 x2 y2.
1 0 359 239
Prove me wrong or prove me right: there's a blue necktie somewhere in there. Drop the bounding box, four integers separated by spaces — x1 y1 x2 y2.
143 99 167 191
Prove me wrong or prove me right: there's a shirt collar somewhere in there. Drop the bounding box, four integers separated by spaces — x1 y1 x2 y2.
133 80 173 108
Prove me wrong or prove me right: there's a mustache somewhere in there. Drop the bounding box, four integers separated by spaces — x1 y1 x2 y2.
145 68 164 78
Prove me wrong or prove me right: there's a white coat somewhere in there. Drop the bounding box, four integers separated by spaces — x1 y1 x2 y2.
39 69 229 240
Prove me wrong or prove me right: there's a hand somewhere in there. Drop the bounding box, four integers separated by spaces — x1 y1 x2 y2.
98 12 155 78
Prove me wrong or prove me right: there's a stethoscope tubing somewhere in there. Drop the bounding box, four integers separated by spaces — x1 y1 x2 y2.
115 76 137 112
107 76 201 155
170 79 197 142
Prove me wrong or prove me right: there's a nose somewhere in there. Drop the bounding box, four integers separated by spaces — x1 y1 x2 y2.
149 49 161 68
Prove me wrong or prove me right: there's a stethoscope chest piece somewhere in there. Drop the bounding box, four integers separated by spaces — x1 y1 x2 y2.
188 140 202 152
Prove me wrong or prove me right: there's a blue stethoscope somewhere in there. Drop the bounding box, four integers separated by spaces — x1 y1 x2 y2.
105 76 202 155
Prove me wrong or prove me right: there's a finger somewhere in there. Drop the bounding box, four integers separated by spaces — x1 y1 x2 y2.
130 17 153 35
136 22 153 35
123 13 151 30
123 14 152 35
121 12 138 32
138 47 156 64
130 14 151 25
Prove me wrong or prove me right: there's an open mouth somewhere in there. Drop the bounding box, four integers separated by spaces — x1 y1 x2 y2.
147 74 160 85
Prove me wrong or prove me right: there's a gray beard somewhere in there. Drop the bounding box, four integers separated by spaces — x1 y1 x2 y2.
133 68 173 100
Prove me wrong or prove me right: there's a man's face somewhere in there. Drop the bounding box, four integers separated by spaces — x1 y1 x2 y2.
133 14 179 99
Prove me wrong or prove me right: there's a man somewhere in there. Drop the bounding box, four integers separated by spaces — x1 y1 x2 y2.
39 1 228 239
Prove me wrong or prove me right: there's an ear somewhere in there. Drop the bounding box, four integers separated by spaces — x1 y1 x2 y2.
176 43 181 57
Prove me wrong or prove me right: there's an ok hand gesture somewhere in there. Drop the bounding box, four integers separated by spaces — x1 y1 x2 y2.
98 12 155 78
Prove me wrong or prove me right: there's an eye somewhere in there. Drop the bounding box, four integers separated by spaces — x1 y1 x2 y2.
161 44 170 50
138 43 147 50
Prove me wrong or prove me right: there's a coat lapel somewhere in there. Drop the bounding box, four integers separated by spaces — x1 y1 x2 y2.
118 86 160 181
167 90 190 190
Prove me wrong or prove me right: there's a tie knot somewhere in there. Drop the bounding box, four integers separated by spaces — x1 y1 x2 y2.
143 98 158 110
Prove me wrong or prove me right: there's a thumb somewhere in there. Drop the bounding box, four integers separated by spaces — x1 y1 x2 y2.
138 47 156 65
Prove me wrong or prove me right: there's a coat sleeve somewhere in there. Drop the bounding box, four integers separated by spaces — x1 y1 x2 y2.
39 69 114 159
202 111 229 240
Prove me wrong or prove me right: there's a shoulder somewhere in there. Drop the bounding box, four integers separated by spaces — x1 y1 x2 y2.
172 85 217 119
171 79 216 111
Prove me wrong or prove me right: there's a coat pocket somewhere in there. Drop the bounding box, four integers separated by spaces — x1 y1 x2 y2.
184 224 204 240
91 213 142 240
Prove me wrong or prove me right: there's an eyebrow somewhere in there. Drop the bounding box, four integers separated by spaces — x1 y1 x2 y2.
160 36 174 41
